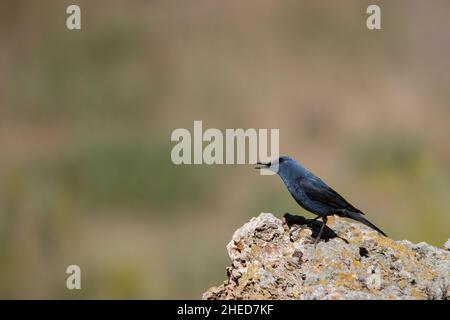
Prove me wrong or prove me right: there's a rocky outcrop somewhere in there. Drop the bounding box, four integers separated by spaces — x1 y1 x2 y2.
203 213 450 300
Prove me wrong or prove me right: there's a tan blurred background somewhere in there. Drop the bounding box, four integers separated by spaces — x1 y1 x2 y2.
0 0 449 299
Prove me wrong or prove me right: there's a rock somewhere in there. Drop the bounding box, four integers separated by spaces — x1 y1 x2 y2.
445 239 450 251
203 213 450 300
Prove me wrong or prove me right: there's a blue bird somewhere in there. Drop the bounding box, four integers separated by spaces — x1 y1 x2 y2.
256 156 387 244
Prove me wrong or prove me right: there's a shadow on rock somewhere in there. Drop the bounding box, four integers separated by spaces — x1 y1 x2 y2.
283 213 349 244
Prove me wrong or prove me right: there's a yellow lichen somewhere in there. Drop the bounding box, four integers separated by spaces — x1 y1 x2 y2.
377 237 416 258
398 280 407 289
299 229 312 238
411 288 427 300
352 259 361 268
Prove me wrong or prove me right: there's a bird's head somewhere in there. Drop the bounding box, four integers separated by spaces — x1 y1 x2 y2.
255 156 300 178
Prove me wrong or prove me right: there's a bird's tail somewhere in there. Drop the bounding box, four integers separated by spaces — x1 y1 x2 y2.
338 210 387 237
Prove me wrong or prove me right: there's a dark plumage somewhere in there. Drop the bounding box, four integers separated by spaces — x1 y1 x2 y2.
256 156 387 244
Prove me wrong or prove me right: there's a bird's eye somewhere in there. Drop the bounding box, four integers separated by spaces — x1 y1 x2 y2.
279 158 284 163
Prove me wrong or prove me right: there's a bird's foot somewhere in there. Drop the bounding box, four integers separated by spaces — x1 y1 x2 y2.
313 217 327 246
284 213 348 245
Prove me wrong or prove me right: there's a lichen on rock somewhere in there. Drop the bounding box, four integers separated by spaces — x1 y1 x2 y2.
203 213 450 300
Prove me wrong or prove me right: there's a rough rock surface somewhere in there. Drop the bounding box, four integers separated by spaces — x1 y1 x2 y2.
203 213 450 300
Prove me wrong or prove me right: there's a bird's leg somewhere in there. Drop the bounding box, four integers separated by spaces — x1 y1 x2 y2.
314 216 328 245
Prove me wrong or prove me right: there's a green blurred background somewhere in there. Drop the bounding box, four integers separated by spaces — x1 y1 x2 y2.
0 1 449 298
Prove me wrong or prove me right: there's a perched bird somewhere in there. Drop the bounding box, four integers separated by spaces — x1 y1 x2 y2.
255 156 387 244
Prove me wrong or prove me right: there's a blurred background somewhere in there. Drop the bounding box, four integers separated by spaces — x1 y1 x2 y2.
0 0 449 299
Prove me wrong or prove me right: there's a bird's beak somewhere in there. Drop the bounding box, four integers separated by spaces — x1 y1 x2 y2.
254 161 271 169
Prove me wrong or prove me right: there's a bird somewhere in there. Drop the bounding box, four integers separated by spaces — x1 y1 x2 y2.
255 156 387 244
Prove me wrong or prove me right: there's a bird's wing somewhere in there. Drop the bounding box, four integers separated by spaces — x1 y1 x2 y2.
299 176 364 214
